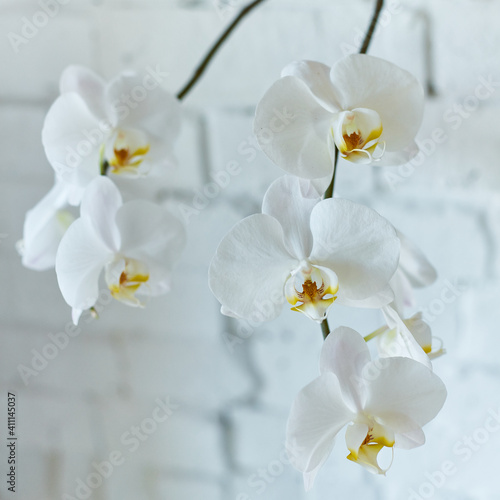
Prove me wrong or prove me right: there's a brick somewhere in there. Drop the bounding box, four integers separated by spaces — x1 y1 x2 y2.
100 400 226 475
0 10 95 100
0 324 121 396
120 335 253 410
155 476 223 500
231 469 305 500
428 0 500 98
229 407 286 469
206 110 284 210
456 283 500 368
0 104 53 184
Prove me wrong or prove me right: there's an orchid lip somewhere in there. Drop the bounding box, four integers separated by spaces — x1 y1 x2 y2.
330 108 385 164
346 419 395 475
105 129 151 175
284 263 339 322
106 257 150 307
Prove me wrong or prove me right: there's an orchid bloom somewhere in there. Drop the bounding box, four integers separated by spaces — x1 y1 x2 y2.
55 177 185 323
254 55 424 179
17 180 74 271
286 327 447 490
377 310 445 362
371 231 444 363
209 175 400 323
42 65 181 205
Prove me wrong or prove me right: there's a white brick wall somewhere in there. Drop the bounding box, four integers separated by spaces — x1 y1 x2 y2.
1 0 500 499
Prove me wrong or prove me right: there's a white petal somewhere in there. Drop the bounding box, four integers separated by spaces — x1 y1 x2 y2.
309 199 400 302
330 54 424 152
380 305 432 368
80 177 122 252
364 357 447 433
262 175 321 259
209 214 298 322
339 284 394 309
281 60 341 112
310 174 332 194
72 308 83 325
105 71 181 141
21 180 72 270
55 218 112 311
404 312 433 353
345 422 370 456
389 269 415 314
286 372 354 488
42 92 102 191
320 326 371 412
59 65 106 120
395 427 426 450
397 230 437 288
374 145 418 167
115 200 185 293
254 76 334 179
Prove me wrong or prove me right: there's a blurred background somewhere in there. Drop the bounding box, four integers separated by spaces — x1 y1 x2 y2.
0 0 499 498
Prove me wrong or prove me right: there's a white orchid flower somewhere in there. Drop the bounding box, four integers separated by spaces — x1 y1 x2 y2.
209 175 400 323
42 65 181 205
17 180 75 271
254 55 424 179
55 176 185 323
377 310 446 362
286 327 447 490
368 231 443 364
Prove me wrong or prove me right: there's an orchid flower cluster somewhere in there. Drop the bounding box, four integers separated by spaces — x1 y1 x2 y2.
209 54 447 488
17 11 448 491
18 66 185 323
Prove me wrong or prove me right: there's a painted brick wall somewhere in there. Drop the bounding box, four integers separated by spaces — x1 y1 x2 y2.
1 1 499 499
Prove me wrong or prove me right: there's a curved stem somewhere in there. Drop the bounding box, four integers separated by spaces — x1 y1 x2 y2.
177 0 268 100
323 147 339 200
321 318 330 340
359 0 384 55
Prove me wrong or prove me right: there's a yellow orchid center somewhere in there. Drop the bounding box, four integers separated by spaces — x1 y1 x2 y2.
346 421 395 475
285 264 339 323
106 258 150 306
106 129 151 175
330 108 385 164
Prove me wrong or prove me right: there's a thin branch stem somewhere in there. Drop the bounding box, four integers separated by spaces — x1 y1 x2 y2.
359 0 384 55
323 147 339 200
176 0 268 101
321 319 330 340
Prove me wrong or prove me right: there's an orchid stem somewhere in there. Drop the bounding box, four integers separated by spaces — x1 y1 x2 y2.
100 159 109 176
359 0 384 55
176 0 267 101
321 319 330 340
323 147 339 200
